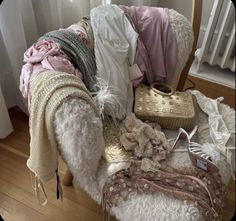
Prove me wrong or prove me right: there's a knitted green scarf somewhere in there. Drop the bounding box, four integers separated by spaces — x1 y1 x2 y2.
39 30 97 91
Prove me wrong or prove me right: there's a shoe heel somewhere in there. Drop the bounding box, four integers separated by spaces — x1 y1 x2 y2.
171 129 184 149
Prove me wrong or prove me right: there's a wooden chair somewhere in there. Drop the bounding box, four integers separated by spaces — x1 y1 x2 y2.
62 0 203 186
177 0 203 90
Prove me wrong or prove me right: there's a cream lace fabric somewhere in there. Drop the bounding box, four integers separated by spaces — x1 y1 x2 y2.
103 113 171 167
191 90 235 178
120 113 171 164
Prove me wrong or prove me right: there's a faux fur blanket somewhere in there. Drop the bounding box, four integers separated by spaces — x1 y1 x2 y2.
27 70 99 184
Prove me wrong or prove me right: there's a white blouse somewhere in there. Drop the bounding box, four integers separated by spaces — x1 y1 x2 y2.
91 4 138 120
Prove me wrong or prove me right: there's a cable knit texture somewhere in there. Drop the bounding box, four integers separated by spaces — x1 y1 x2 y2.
27 71 99 183
40 30 97 91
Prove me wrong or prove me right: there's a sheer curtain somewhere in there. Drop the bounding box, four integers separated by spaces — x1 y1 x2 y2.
0 0 104 137
0 0 157 137
0 85 13 138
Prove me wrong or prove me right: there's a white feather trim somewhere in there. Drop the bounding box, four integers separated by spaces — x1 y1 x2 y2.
92 77 126 122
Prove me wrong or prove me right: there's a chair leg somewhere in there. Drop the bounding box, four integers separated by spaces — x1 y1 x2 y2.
62 169 73 186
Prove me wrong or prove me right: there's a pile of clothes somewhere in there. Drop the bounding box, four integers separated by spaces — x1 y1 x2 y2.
18 4 235 221
20 4 179 120
19 5 181 203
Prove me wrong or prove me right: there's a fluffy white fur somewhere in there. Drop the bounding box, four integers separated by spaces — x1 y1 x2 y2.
111 194 203 221
54 97 104 202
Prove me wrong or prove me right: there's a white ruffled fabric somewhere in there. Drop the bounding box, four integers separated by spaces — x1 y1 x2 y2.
191 90 235 179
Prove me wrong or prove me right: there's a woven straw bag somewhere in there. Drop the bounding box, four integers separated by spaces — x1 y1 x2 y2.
134 83 197 131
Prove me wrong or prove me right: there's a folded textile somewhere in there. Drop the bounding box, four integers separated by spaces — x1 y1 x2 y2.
67 23 88 44
27 71 99 186
102 161 226 221
20 40 81 98
66 16 94 52
79 16 94 52
119 5 178 84
120 113 171 163
91 4 138 120
24 39 61 63
40 30 97 91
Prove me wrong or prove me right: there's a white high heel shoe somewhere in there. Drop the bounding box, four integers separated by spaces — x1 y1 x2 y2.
172 126 219 173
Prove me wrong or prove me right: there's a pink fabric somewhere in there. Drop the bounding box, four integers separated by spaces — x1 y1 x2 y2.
128 64 144 87
20 40 82 98
119 6 178 85
66 23 88 44
20 63 47 98
41 55 82 77
24 40 61 63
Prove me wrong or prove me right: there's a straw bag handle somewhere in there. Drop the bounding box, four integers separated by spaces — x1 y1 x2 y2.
151 83 174 96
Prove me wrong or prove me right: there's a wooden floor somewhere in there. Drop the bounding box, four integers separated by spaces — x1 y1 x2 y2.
0 109 115 221
186 76 235 109
0 77 235 221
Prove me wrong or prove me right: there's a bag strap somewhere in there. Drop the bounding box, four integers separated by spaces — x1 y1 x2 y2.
151 83 174 96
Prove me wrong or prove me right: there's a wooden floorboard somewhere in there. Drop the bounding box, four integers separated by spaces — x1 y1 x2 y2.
0 109 114 221
185 76 235 109
0 156 103 221
0 77 235 221
0 192 47 221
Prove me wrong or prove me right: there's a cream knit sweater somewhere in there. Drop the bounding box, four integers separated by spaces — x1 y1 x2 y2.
27 71 99 183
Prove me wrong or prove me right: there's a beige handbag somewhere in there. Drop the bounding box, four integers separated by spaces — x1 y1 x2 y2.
134 83 197 131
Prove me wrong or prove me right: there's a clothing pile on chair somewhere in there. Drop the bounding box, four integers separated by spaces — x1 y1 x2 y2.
18 4 235 221
20 4 181 197
19 15 103 204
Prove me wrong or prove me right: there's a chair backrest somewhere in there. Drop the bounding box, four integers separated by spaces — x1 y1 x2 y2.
176 0 202 91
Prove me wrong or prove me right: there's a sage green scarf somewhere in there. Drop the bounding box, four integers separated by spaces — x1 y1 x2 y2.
40 30 97 91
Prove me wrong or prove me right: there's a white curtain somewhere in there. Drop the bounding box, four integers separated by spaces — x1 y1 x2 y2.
0 0 157 137
0 85 13 138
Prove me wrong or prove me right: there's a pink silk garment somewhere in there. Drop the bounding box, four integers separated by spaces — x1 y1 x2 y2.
119 6 178 84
